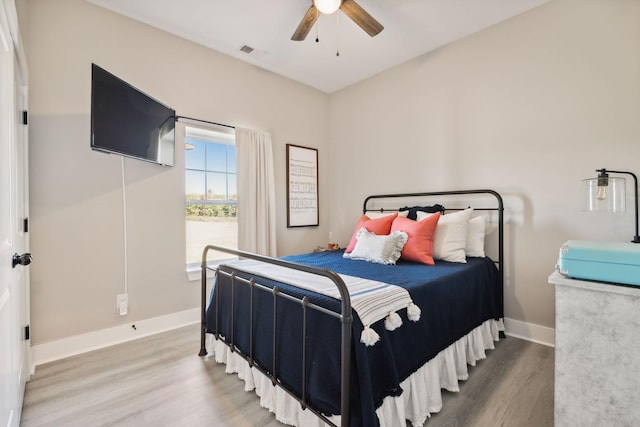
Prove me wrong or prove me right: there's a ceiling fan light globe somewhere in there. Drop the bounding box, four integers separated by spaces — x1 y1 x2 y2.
314 0 341 14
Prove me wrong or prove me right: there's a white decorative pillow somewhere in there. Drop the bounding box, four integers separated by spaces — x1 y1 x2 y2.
466 216 486 257
417 208 473 263
366 210 409 219
344 228 408 265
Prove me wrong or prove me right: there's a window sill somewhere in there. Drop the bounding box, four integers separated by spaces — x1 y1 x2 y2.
186 265 211 282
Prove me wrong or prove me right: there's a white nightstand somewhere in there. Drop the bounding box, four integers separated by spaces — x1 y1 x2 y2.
548 271 640 426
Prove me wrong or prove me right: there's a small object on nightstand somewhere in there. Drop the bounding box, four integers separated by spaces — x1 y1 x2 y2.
328 231 337 251
557 240 640 287
315 243 340 252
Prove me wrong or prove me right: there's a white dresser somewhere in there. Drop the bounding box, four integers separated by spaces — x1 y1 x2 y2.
548 270 640 426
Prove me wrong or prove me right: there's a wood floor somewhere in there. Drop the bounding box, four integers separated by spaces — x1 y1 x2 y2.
21 324 554 427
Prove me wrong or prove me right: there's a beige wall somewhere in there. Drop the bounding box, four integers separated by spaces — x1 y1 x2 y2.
329 0 640 329
24 0 640 345
25 0 330 344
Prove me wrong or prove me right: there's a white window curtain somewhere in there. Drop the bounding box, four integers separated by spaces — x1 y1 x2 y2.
236 127 277 256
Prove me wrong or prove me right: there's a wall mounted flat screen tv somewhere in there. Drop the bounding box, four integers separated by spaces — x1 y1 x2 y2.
91 63 176 166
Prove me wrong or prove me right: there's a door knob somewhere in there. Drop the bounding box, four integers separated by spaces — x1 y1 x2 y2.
12 253 33 268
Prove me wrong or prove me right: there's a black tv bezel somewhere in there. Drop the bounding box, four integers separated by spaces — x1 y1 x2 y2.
90 63 176 167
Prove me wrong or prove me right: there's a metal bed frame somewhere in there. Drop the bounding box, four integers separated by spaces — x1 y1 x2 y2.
199 189 504 427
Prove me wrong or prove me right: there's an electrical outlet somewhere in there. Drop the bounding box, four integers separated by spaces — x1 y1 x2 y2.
117 293 128 316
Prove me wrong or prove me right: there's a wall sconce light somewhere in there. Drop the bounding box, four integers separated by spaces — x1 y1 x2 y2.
581 168 640 243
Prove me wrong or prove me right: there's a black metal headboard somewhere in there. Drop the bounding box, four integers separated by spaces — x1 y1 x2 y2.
362 189 504 317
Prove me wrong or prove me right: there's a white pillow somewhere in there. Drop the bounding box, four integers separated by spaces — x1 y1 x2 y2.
417 208 473 263
366 210 409 219
343 228 408 265
466 216 486 257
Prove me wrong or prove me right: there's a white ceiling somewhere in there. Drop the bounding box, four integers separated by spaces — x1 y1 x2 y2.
85 0 548 94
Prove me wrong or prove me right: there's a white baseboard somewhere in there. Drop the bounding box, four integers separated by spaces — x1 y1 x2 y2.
504 317 555 347
31 308 200 367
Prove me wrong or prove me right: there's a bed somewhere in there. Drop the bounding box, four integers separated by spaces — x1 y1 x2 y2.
199 189 504 427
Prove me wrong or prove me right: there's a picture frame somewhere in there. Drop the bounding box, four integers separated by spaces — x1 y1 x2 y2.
286 144 319 227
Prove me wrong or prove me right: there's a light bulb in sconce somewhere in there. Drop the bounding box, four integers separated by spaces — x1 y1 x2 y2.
581 167 639 243
596 170 609 200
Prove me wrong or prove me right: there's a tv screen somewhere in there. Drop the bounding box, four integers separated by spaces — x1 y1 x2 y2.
91 64 175 166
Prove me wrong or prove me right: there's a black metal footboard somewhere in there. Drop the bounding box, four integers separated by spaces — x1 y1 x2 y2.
199 245 353 427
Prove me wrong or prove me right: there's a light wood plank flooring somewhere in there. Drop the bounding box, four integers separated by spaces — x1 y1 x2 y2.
21 324 553 427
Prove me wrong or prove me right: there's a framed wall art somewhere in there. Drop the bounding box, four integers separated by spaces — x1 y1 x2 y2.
286 144 319 227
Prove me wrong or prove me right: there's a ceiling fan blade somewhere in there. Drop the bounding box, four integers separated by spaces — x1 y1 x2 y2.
340 0 384 37
291 5 320 41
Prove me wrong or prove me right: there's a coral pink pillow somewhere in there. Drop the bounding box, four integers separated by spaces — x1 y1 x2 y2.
390 213 441 265
345 213 398 253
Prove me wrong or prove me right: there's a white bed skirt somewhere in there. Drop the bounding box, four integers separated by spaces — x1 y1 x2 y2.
207 318 504 427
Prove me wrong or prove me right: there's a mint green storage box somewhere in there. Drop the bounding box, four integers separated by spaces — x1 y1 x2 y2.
558 240 640 287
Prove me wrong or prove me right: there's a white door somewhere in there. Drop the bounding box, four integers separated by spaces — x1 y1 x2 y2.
13 53 31 421
0 1 30 425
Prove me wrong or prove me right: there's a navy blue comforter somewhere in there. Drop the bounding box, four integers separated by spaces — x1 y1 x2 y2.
205 250 502 426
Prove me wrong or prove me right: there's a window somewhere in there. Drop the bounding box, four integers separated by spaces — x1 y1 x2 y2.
185 126 237 266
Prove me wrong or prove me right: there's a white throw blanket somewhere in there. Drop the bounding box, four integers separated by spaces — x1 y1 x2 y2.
220 259 421 346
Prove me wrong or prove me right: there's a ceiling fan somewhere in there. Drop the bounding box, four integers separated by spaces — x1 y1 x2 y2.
291 0 384 41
